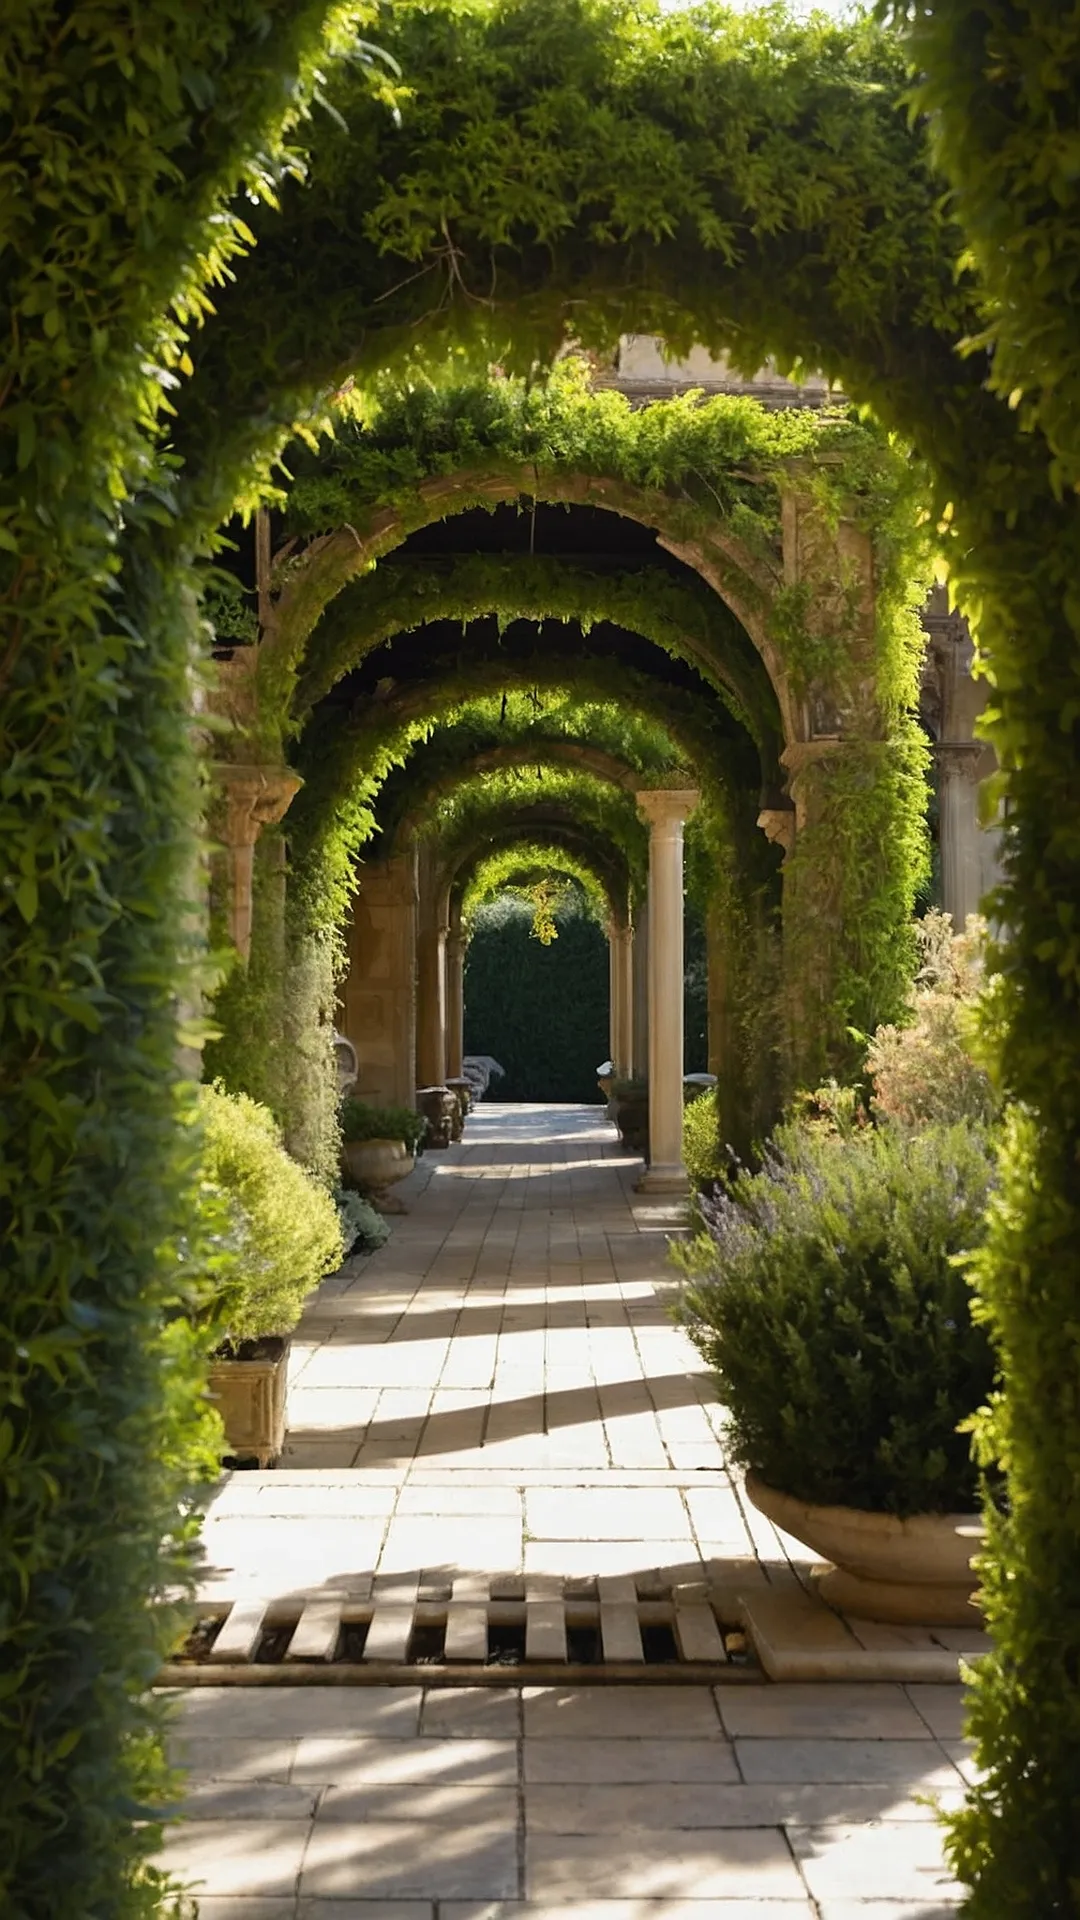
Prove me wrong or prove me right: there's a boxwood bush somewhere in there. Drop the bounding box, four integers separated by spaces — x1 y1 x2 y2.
683 1087 724 1191
676 1120 998 1515
200 1085 344 1349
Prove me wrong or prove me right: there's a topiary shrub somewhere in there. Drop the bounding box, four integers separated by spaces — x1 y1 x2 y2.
676 1120 998 1515
682 1087 724 1191
340 1098 427 1154
200 1084 343 1350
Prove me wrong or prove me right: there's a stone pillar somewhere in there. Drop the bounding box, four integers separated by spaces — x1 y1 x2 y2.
340 852 417 1108
632 903 649 1079
635 789 699 1194
214 762 301 962
416 849 448 1089
445 900 466 1081
936 742 986 931
610 919 634 1076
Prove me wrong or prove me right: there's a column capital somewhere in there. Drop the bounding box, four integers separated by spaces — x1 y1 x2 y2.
215 761 303 839
635 787 700 830
935 740 986 785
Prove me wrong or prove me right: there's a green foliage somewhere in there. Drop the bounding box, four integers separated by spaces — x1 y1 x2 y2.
340 1099 426 1153
0 3 383 1902
203 831 288 1126
199 1084 343 1346
867 910 997 1130
464 891 608 1101
782 733 931 1085
677 1120 998 1516
334 1187 391 1255
463 839 610 928
893 14 1080 1896
682 1088 724 1192
942 1110 1080 1911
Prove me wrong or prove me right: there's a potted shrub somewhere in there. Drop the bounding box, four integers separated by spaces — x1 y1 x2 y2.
676 1117 998 1623
340 1098 427 1197
200 1084 345 1465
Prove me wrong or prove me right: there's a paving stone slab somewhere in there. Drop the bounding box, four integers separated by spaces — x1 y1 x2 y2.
166 1687 422 1741
787 1822 962 1904
299 1820 520 1899
445 1906 812 1920
523 1781 964 1832
524 1828 808 1902
716 1684 934 1741
522 1736 739 1785
153 1819 309 1898
523 1685 725 1741
291 1736 518 1789
734 1739 961 1787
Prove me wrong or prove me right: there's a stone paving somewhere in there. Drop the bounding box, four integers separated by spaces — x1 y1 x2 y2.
158 1104 973 1916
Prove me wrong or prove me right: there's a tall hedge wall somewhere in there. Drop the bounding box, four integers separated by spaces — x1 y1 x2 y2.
464 893 608 1102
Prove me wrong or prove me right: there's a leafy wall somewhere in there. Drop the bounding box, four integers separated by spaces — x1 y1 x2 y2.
464 891 609 1101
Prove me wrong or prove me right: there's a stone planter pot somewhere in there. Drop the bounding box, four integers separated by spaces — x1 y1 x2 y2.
444 1077 473 1141
342 1136 413 1189
747 1470 984 1626
416 1085 457 1149
613 1086 649 1158
208 1335 289 1467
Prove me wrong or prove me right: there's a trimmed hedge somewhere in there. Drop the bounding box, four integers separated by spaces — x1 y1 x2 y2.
464 892 608 1102
199 1084 344 1346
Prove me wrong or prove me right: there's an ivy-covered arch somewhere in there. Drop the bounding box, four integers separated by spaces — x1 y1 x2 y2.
391 742 665 849
461 840 613 928
287 551 781 760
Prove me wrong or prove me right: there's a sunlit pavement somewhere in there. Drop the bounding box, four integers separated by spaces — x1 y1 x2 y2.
158 1103 969 1915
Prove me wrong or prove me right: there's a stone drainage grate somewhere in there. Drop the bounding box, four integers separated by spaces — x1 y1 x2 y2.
159 1574 758 1687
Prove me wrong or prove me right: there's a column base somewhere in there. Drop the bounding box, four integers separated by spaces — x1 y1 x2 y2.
634 1162 691 1196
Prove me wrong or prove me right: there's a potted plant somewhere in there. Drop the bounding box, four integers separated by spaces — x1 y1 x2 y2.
610 1076 649 1155
200 1084 345 1464
340 1098 427 1195
676 1116 998 1623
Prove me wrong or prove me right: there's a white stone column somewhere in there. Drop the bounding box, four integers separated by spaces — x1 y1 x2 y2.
613 920 635 1076
608 917 634 1076
445 910 466 1081
632 903 649 1079
635 789 699 1194
937 741 986 931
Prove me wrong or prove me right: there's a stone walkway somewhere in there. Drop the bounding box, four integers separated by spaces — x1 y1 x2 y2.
159 1105 972 1917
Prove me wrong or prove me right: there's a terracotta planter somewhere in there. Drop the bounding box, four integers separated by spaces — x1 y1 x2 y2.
342 1136 414 1189
208 1336 289 1467
747 1470 984 1626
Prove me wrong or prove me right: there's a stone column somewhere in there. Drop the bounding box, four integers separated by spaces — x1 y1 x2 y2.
609 918 634 1076
936 741 989 931
445 900 466 1081
214 762 302 962
416 850 448 1089
340 852 418 1108
635 789 699 1194
632 903 649 1079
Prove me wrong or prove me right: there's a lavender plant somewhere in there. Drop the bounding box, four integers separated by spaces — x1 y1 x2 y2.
676 1120 998 1515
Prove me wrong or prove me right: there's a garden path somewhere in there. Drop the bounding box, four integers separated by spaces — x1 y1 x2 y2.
159 1104 970 1917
